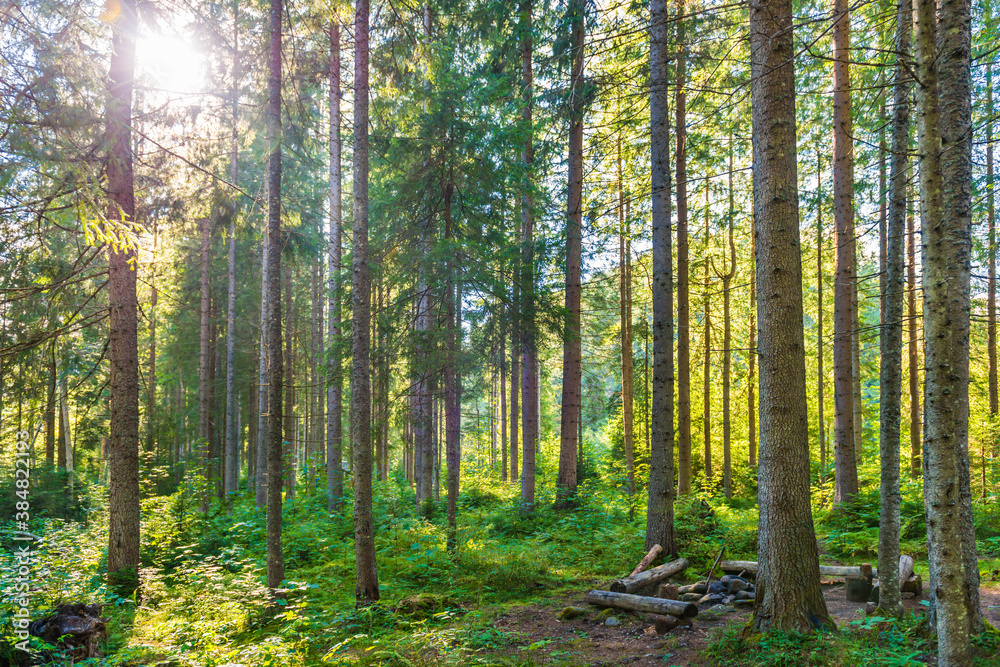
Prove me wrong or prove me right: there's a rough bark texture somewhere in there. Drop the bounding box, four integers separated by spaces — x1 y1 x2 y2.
46 345 55 466
907 208 921 479
617 136 636 498
283 263 295 500
105 0 140 595
646 0 675 554
519 0 538 514
198 214 212 497
328 21 344 512
817 154 826 483
915 0 982 657
510 326 519 482
256 232 270 508
224 7 239 495
675 0 691 496
586 590 697 618
446 186 461 551
748 219 756 468
147 227 157 459
989 19 998 482
718 139 737 499
556 0 584 508
414 268 433 514
265 0 285 593
877 0 910 618
748 0 831 632
832 0 858 505
702 185 712 482
352 0 379 605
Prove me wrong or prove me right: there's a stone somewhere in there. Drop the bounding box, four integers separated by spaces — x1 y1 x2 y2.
681 592 702 602
678 582 708 595
605 617 621 626
733 599 754 609
727 578 749 594
595 608 615 622
698 593 725 606
557 606 588 621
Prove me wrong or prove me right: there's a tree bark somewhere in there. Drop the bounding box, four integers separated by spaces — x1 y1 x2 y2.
647 0 675 554
817 153 826 486
718 137 737 499
989 8 998 488
585 590 697 618
510 320 519 482
832 0 858 504
265 0 285 594
611 557 689 594
748 216 756 468
199 214 213 500
256 233 270 508
445 183 461 551
702 183 712 483
556 0 584 508
105 0 140 595
283 262 295 500
501 332 508 482
46 343 56 467
914 0 983 655
618 134 635 498
877 0 910 618
675 0 691 496
224 5 239 496
147 223 157 459
352 0 378 605
519 0 538 514
748 0 831 632
907 207 920 479
328 21 344 512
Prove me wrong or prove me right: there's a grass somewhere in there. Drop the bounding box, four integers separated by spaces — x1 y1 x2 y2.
0 456 997 666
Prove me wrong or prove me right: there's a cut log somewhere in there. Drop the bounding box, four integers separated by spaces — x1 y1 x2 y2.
630 544 663 577
721 560 871 579
898 555 914 588
610 557 689 594
585 590 698 618
846 576 873 602
901 574 922 596
654 615 692 634
657 583 679 600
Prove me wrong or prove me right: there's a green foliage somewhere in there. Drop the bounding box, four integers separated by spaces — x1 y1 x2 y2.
817 480 928 559
0 466 90 522
705 614 934 667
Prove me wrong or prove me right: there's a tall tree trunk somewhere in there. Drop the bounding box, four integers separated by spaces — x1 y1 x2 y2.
310 261 322 481
283 263 296 500
445 182 461 551
817 153 826 486
199 214 213 501
556 0 584 508
328 20 344 511
748 0 831 632
748 217 756 468
45 342 55 466
352 0 378 605
415 271 433 514
832 0 858 504
718 137 737 499
57 355 67 470
148 223 158 458
877 0 911 619
852 276 863 464
907 207 920 478
256 234 270 508
60 372 73 488
224 2 240 497
617 134 635 499
914 0 982 655
501 332 508 482
510 322 519 482
675 0 691 496
105 0 140 594
989 14 998 489
702 183 711 483
647 0 675 554
519 0 538 514
264 0 285 594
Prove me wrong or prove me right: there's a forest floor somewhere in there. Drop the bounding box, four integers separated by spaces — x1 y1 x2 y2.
482 580 1000 666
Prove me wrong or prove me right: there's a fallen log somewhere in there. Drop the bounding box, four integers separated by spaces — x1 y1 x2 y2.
721 560 871 579
630 544 663 577
586 590 698 618
610 557 689 594
898 555 914 588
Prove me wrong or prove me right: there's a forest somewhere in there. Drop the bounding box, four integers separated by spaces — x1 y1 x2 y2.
2 0 1000 664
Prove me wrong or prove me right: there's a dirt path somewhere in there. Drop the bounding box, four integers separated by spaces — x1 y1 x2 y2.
492 584 1000 666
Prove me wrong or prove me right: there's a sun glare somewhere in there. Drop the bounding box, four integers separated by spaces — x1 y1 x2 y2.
139 31 205 97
